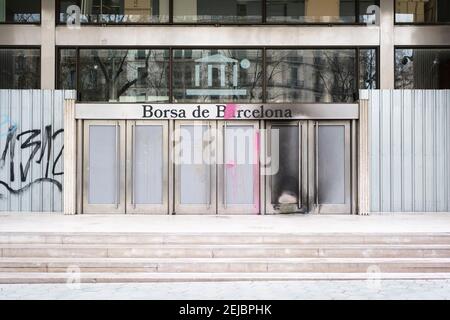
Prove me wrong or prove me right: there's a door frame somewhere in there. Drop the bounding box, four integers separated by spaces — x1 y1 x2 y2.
82 120 126 214
265 120 309 214
217 121 261 215
174 121 217 215
126 120 169 214
308 120 352 214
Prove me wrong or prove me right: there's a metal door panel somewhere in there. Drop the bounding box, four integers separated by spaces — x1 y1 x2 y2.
309 121 351 214
265 121 308 214
174 121 217 214
218 121 260 215
126 121 169 214
83 120 126 214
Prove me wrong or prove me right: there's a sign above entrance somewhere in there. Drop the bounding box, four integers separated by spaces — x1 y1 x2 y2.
75 103 359 120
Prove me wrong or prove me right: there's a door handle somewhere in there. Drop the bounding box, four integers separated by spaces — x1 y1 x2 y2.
315 121 319 209
208 124 212 209
131 122 136 209
116 122 120 209
223 122 227 209
298 122 302 210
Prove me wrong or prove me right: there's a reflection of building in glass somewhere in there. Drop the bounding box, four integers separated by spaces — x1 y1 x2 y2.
0 48 40 89
395 49 450 89
76 49 169 102
172 49 263 103
267 50 357 103
395 0 450 23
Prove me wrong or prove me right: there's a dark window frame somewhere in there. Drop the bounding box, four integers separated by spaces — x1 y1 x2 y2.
55 0 379 26
0 0 42 25
57 46 379 103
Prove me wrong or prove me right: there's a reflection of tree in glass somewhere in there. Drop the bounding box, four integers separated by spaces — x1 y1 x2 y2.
0 49 40 89
395 49 414 89
267 50 356 103
81 49 168 102
316 51 356 102
360 49 377 89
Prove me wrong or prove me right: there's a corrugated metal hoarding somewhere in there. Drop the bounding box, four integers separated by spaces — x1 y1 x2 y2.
0 90 73 213
368 90 450 213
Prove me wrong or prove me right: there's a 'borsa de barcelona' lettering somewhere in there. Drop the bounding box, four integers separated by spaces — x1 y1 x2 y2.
142 105 293 120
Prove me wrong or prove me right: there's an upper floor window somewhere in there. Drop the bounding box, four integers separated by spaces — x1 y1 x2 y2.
0 48 41 89
0 0 40 23
172 49 263 102
267 0 379 24
395 0 450 24
59 0 170 24
58 47 377 103
58 48 170 102
173 0 262 23
266 48 376 103
57 0 378 24
395 48 450 89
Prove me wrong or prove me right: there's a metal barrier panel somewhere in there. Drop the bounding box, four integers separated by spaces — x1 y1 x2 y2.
0 90 74 213
367 90 450 213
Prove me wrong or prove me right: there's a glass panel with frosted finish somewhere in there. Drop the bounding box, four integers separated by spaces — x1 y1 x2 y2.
395 48 450 89
79 49 169 102
318 126 345 204
173 0 262 23
58 0 170 23
173 49 263 103
179 125 210 205
134 125 163 204
89 126 118 204
271 125 299 205
224 125 255 205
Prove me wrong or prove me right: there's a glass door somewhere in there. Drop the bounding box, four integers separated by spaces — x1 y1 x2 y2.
265 121 308 214
217 121 261 215
174 121 217 214
126 121 169 214
83 120 126 214
308 121 351 214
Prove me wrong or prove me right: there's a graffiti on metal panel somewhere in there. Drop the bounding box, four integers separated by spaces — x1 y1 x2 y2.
0 124 63 197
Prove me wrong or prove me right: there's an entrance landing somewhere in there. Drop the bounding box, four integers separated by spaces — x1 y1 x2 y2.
0 213 450 234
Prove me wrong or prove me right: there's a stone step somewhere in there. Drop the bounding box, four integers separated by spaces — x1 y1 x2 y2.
1 272 450 284
1 232 450 245
2 244 450 258
1 257 450 273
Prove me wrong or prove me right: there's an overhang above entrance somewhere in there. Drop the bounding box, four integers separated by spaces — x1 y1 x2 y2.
75 103 359 120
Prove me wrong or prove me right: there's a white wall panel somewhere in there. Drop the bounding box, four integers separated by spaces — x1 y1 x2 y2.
368 90 450 213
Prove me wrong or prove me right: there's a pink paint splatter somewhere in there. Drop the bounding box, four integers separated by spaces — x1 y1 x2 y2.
253 130 260 214
224 104 237 119
225 161 236 169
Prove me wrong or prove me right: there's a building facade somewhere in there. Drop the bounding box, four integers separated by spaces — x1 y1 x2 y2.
0 0 449 215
